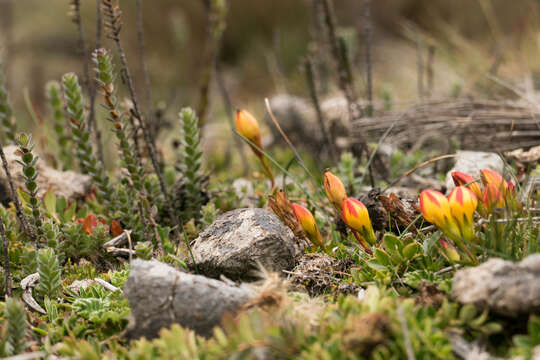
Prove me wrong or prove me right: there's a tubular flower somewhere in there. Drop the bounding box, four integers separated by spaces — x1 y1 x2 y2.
291 203 325 249
419 190 461 240
341 197 376 245
235 109 262 153
482 183 504 213
480 169 508 194
448 186 478 242
451 171 482 199
324 171 347 210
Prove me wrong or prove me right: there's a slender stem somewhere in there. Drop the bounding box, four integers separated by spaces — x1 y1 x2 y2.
0 214 11 296
0 145 29 236
363 0 373 116
304 56 337 161
215 61 249 176
352 229 372 255
135 0 156 139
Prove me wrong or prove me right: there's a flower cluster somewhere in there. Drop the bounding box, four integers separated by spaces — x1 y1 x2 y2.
420 168 518 263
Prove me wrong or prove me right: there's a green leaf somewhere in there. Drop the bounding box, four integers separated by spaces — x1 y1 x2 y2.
367 260 388 272
403 242 422 260
375 248 392 266
43 188 60 223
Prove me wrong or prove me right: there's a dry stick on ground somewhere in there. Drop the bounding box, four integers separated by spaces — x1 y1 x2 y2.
363 0 373 116
382 154 457 192
215 61 249 176
318 0 387 182
0 145 30 237
1 215 11 296
135 0 157 140
304 56 337 161
101 0 181 244
71 0 105 166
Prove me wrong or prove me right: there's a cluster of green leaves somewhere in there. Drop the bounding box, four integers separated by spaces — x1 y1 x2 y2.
46 81 73 170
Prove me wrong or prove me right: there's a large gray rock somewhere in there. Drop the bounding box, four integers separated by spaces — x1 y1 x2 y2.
445 150 504 193
190 208 297 281
124 259 255 339
452 254 540 317
0 145 91 204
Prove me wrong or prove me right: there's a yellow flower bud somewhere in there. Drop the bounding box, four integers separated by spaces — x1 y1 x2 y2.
291 203 324 249
342 197 376 245
324 171 347 210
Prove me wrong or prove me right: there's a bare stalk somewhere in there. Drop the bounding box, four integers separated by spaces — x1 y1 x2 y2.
70 0 105 165
135 0 156 139
304 56 337 161
363 0 373 116
101 0 180 241
0 145 30 236
0 214 11 296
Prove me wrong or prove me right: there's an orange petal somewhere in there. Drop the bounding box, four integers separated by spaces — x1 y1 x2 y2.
323 171 347 209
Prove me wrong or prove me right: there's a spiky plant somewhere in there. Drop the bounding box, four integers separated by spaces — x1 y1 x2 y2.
62 73 115 214
46 81 73 170
15 133 43 243
36 248 61 300
177 108 204 220
0 59 17 144
4 297 28 356
93 48 149 238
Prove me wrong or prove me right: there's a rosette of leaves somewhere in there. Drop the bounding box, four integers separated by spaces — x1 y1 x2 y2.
62 73 116 214
15 133 43 242
46 81 73 170
36 247 61 300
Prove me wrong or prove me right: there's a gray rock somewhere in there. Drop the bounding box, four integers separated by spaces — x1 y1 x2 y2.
190 208 297 281
445 150 504 193
0 145 91 204
452 254 540 316
124 259 255 339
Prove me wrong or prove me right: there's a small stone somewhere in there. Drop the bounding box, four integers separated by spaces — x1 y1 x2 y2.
445 150 504 193
452 254 540 317
190 208 297 281
0 145 91 204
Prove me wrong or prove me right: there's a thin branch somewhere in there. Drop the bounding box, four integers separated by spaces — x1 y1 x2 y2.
215 61 249 176
102 0 181 243
0 145 30 236
383 154 456 192
135 0 156 139
304 56 337 161
1 214 11 296
71 0 105 166
264 98 317 185
363 0 373 116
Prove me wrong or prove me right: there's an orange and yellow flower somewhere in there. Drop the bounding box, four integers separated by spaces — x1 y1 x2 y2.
419 189 461 240
480 169 508 194
451 171 482 199
448 186 478 242
324 171 347 210
292 203 325 249
440 240 460 262
482 183 504 213
341 197 376 246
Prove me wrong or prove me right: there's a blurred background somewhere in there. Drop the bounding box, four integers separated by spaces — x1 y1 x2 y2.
1 0 539 170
